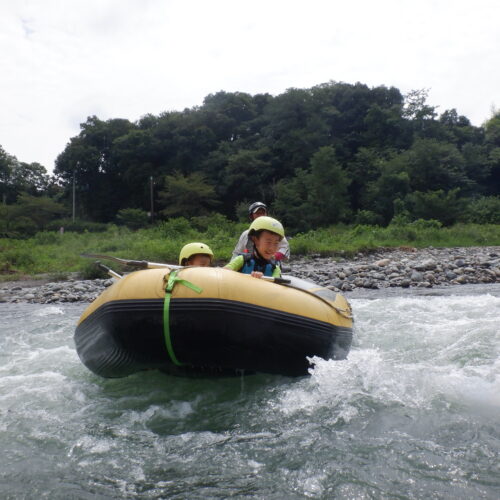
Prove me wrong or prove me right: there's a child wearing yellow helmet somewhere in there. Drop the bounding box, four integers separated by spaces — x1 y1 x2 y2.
232 201 290 261
225 216 284 279
179 242 214 267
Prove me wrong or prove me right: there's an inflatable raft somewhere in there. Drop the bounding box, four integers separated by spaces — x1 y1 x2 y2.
75 267 353 378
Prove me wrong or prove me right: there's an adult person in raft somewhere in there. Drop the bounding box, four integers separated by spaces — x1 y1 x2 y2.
179 242 214 267
232 201 290 262
225 216 284 279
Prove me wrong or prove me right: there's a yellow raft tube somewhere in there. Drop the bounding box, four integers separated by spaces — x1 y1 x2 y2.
75 267 353 377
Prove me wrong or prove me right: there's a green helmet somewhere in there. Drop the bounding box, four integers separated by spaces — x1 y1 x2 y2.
179 242 214 265
248 216 284 239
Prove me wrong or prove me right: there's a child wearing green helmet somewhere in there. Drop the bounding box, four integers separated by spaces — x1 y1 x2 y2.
179 242 214 267
225 216 284 279
232 201 290 261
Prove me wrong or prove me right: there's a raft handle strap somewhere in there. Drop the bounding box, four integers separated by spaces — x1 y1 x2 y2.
163 270 203 366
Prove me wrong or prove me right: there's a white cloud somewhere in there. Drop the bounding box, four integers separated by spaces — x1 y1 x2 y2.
0 0 499 172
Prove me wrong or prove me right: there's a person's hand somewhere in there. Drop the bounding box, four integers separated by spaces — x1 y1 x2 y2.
251 271 263 279
275 252 285 261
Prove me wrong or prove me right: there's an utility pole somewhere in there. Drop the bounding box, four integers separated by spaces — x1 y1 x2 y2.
72 172 76 222
72 161 79 223
150 176 154 224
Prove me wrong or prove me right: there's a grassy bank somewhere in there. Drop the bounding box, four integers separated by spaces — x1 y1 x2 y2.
291 221 500 255
1 217 500 280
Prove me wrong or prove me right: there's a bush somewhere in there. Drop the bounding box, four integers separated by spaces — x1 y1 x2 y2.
463 196 500 224
116 208 149 229
235 201 250 222
46 218 109 233
403 189 463 226
33 231 61 245
80 261 110 280
1 216 39 238
3 248 35 270
156 218 193 238
190 213 234 233
389 213 411 226
354 210 383 225
410 219 443 230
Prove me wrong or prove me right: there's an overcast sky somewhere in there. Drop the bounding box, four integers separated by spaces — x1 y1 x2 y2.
1 0 499 172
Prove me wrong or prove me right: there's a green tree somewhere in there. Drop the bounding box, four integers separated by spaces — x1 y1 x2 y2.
157 171 220 218
403 88 437 122
307 146 351 225
222 148 273 210
483 112 500 195
10 162 50 195
0 204 37 237
463 196 500 224
273 146 351 231
54 116 135 221
273 168 311 233
484 111 500 145
461 143 490 193
15 193 67 228
348 147 391 211
0 194 66 236
47 81 495 227
403 188 463 225
0 145 16 204
116 208 149 229
201 91 257 142
260 87 320 176
404 138 468 192
365 156 411 223
438 109 481 147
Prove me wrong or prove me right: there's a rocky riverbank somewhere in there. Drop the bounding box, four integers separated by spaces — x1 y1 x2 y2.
288 245 500 292
1 246 499 304
0 277 114 305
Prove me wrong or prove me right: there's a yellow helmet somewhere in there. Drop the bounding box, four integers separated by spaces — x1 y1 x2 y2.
248 216 284 239
179 242 214 265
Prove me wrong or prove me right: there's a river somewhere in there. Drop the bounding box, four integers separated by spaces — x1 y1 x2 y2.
1 285 499 499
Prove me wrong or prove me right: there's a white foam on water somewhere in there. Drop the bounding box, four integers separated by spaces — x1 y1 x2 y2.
33 306 65 317
69 435 115 455
431 357 500 410
302 472 327 497
277 293 500 420
1 345 77 381
122 400 195 429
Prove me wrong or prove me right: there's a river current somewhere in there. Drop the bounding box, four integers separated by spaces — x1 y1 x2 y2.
1 285 499 499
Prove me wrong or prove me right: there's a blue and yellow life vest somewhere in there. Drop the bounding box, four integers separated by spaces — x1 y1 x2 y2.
241 253 277 277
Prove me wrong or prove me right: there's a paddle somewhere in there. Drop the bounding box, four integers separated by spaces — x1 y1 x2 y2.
95 261 123 280
80 253 180 270
80 253 291 284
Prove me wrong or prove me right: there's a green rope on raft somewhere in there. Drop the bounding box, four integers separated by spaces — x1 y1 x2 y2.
163 270 203 366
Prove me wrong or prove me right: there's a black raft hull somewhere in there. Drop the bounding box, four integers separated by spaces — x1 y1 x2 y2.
75 268 353 378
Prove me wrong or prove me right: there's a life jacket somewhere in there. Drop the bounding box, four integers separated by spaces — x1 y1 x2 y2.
240 252 277 277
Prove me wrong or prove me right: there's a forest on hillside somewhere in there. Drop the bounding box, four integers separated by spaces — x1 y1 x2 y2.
1 81 500 237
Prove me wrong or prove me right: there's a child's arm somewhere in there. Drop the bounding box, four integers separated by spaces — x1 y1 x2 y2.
276 236 290 261
224 255 244 272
